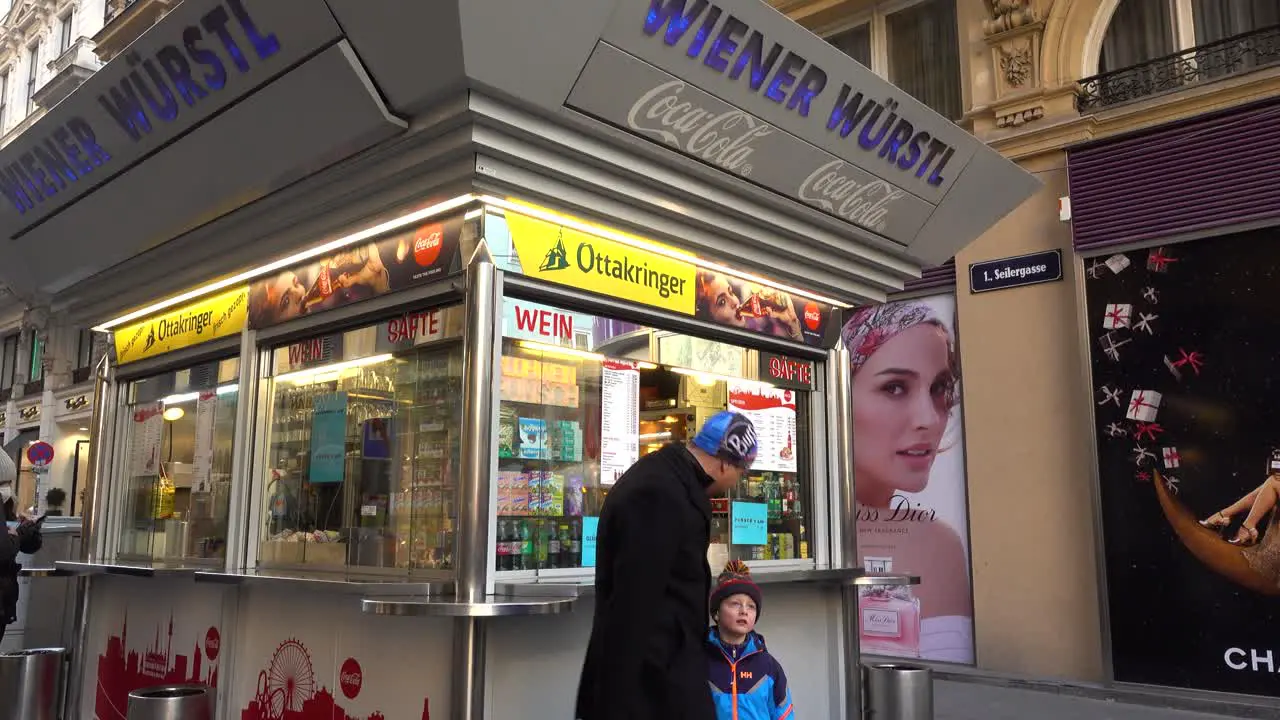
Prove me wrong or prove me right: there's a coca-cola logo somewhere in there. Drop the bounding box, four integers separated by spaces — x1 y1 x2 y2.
803 302 822 331
413 223 444 267
627 80 774 178
204 627 220 661
339 657 363 699
798 161 905 232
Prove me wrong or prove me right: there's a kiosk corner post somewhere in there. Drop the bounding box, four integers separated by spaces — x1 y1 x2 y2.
452 253 501 720
65 350 116 720
828 346 863 718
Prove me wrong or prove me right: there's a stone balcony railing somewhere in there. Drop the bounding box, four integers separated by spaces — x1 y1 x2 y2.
32 36 102 112
1077 24 1280 112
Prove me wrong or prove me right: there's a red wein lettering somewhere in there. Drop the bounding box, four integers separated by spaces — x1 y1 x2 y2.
514 305 572 341
287 338 325 367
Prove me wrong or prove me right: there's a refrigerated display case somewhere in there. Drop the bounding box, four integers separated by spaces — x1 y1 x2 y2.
257 306 465 574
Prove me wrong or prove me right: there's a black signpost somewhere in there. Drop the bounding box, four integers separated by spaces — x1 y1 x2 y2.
969 250 1063 293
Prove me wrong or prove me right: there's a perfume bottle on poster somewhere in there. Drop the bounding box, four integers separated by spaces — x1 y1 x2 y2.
858 585 921 658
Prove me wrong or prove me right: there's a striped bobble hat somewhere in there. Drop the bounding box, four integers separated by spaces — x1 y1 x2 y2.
710 559 763 618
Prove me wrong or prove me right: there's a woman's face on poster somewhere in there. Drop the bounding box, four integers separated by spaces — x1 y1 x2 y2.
698 273 744 327
851 324 953 497
269 270 307 323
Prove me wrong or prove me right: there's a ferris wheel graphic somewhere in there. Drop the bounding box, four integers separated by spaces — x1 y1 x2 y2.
253 638 316 719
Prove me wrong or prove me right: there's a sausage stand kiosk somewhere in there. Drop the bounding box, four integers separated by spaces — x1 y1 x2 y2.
0 0 1038 717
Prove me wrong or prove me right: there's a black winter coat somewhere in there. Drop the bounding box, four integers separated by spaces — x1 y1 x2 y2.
576 444 716 720
0 499 42 625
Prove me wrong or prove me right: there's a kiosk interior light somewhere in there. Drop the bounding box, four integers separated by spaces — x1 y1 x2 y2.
516 340 659 369
93 194 479 332
162 407 185 422
276 354 395 385
480 196 851 309
159 384 238 406
670 367 773 389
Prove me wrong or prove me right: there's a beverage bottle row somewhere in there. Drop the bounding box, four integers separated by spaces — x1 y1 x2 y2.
496 517 583 570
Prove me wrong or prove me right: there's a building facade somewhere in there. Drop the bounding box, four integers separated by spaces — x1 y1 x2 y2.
781 0 1280 703
0 0 169 518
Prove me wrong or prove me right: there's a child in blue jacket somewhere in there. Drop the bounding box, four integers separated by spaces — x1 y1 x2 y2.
706 560 796 720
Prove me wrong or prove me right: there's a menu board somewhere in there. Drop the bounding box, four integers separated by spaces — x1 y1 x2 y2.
600 359 640 485
728 384 798 473
192 392 217 492
130 402 164 477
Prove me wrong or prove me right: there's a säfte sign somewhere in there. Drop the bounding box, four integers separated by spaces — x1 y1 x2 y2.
758 351 814 390
968 250 1063 293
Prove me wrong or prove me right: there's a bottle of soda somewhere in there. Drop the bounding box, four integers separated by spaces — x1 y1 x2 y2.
496 520 511 571
547 520 562 569
535 519 549 569
520 519 533 571
558 523 571 568
569 521 582 568
510 520 524 571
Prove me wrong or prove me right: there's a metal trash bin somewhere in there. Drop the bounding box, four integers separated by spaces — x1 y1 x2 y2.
0 648 66 720
126 684 215 720
862 663 933 719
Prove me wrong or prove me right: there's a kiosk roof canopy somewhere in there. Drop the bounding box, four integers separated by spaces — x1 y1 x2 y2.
0 0 1038 309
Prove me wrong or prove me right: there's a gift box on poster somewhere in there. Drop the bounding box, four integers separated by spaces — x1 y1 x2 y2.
1162 447 1180 469
1103 303 1132 330
1105 254 1131 274
1147 247 1176 273
1098 331 1130 362
1126 390 1162 422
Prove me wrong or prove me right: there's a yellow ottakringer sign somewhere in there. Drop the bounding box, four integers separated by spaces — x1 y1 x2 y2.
113 286 249 365
505 210 697 315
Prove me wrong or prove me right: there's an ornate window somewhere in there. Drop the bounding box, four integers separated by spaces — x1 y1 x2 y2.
823 0 963 122
1099 0 1279 73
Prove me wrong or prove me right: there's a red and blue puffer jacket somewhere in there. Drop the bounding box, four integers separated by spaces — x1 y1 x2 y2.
706 628 795 720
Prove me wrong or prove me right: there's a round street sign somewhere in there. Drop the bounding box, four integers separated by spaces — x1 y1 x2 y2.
26 441 53 468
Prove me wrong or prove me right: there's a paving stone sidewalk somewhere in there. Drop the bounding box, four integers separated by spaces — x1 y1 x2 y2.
935 680 1266 720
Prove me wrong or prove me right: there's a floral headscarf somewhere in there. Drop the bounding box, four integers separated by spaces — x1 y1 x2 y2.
842 301 960 410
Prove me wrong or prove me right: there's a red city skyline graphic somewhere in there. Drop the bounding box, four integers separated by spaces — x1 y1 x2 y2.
240 638 430 720
95 613 218 720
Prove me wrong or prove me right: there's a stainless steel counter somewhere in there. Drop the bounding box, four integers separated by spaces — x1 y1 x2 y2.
194 570 454 596
494 566 909 599
362 595 577 617
54 561 202 578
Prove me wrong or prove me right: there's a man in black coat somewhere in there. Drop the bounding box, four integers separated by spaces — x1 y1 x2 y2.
577 411 758 720
0 452 42 644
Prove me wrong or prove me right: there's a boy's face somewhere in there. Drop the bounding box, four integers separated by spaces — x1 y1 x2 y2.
717 593 758 635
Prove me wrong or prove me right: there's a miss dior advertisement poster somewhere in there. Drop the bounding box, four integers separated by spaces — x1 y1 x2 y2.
1087 228 1280 696
843 294 975 663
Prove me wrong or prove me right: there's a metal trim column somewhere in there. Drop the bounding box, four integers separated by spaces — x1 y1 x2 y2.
828 347 861 718
225 329 260 572
65 352 116 719
452 250 501 720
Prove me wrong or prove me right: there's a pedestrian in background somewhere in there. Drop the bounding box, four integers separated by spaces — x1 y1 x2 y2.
576 411 758 720
0 451 43 644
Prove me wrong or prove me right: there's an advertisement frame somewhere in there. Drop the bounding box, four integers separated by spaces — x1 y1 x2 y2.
846 291 977 664
1078 233 1211 690
1078 230 1280 700
1074 245 1117 685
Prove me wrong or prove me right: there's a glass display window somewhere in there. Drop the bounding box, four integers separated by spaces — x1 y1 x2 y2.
494 297 816 577
258 305 464 574
116 357 240 563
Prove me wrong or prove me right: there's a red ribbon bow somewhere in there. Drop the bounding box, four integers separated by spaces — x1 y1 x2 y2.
1133 422 1164 442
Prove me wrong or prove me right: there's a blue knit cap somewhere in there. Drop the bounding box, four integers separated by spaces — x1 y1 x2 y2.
692 411 758 469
